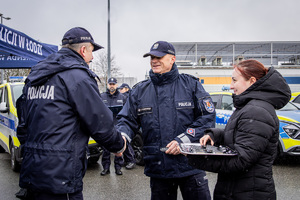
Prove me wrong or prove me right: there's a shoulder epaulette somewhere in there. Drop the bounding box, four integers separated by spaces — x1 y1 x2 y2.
181 73 199 81
132 79 150 89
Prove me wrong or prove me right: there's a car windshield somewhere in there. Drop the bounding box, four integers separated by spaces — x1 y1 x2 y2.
278 102 299 111
11 84 24 107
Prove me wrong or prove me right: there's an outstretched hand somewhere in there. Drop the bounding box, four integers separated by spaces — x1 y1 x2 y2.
114 136 127 157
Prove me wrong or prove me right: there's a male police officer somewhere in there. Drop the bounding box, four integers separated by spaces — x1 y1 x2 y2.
118 83 131 98
17 27 126 200
100 77 128 175
117 41 215 200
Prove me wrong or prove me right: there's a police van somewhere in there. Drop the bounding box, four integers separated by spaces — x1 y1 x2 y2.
0 80 24 171
0 77 101 172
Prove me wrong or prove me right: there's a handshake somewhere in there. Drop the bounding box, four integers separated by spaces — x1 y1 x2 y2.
114 136 127 157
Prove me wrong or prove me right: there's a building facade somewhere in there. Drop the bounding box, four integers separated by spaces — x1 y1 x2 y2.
172 41 300 93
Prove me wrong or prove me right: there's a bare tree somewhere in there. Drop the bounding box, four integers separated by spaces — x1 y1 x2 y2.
90 51 123 92
4 69 30 82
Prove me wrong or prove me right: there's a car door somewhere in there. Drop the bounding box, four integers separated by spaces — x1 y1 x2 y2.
0 85 10 152
210 93 234 128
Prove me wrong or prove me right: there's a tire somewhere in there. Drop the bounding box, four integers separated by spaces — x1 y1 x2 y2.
88 156 100 165
87 146 102 165
131 133 144 166
10 142 20 172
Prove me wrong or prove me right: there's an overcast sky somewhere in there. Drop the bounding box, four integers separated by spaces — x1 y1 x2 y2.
2 0 300 81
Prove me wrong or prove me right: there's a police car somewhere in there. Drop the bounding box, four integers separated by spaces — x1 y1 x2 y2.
0 81 24 171
292 94 300 108
0 78 101 171
210 92 300 160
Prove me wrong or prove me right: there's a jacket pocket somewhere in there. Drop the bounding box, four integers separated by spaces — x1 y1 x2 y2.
138 105 154 129
143 146 161 174
21 148 75 193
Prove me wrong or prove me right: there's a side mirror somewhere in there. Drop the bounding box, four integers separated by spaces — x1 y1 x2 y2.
0 102 8 113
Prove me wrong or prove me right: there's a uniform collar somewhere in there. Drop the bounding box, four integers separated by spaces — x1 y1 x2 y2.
150 63 179 85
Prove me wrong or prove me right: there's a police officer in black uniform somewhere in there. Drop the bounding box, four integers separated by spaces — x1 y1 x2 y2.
117 41 215 200
100 77 127 175
16 27 126 200
118 83 131 98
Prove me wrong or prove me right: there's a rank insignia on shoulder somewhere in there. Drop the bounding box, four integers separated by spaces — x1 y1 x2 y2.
203 98 215 113
186 128 196 137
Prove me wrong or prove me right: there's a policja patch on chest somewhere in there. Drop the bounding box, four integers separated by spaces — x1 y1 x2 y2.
175 101 194 109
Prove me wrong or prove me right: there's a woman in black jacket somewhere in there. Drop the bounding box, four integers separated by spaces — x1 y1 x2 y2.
187 60 291 200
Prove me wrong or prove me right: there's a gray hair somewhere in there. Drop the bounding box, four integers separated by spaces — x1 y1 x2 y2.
62 42 92 52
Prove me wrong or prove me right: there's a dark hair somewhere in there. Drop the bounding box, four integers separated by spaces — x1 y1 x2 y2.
235 60 268 81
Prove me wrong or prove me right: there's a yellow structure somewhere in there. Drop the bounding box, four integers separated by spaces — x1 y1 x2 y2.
199 77 231 85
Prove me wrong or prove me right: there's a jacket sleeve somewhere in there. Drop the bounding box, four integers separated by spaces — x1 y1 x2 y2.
175 80 216 143
205 128 225 146
68 77 125 153
188 104 277 173
116 87 140 142
16 90 28 146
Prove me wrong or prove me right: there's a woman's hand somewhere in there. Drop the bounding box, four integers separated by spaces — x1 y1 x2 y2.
200 134 214 146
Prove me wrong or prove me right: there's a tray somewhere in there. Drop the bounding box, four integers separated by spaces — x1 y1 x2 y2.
179 143 237 156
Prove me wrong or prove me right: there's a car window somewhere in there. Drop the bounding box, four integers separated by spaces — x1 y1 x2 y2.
210 95 220 109
293 95 300 104
221 95 234 110
0 87 3 102
3 87 8 108
279 102 299 111
11 85 24 107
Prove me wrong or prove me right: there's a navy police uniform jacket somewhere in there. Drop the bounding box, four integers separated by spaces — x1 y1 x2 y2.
117 64 216 178
101 89 126 121
17 47 124 194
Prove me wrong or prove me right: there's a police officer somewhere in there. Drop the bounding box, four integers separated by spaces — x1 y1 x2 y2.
118 83 131 98
118 83 136 169
16 27 126 200
117 41 215 200
100 77 128 175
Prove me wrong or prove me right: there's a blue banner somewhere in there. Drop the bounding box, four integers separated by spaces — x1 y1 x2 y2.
0 24 58 68
0 52 36 68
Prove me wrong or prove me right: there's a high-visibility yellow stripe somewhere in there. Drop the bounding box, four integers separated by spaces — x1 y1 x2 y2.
282 138 300 150
0 131 9 148
278 115 299 123
88 140 97 145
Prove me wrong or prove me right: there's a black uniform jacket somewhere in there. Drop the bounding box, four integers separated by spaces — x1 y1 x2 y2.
17 48 124 194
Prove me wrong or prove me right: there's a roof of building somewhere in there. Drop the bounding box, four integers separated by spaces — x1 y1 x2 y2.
171 41 300 67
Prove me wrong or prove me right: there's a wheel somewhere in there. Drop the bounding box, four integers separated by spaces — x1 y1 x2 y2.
131 133 144 166
88 146 102 165
10 142 20 172
88 156 100 165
